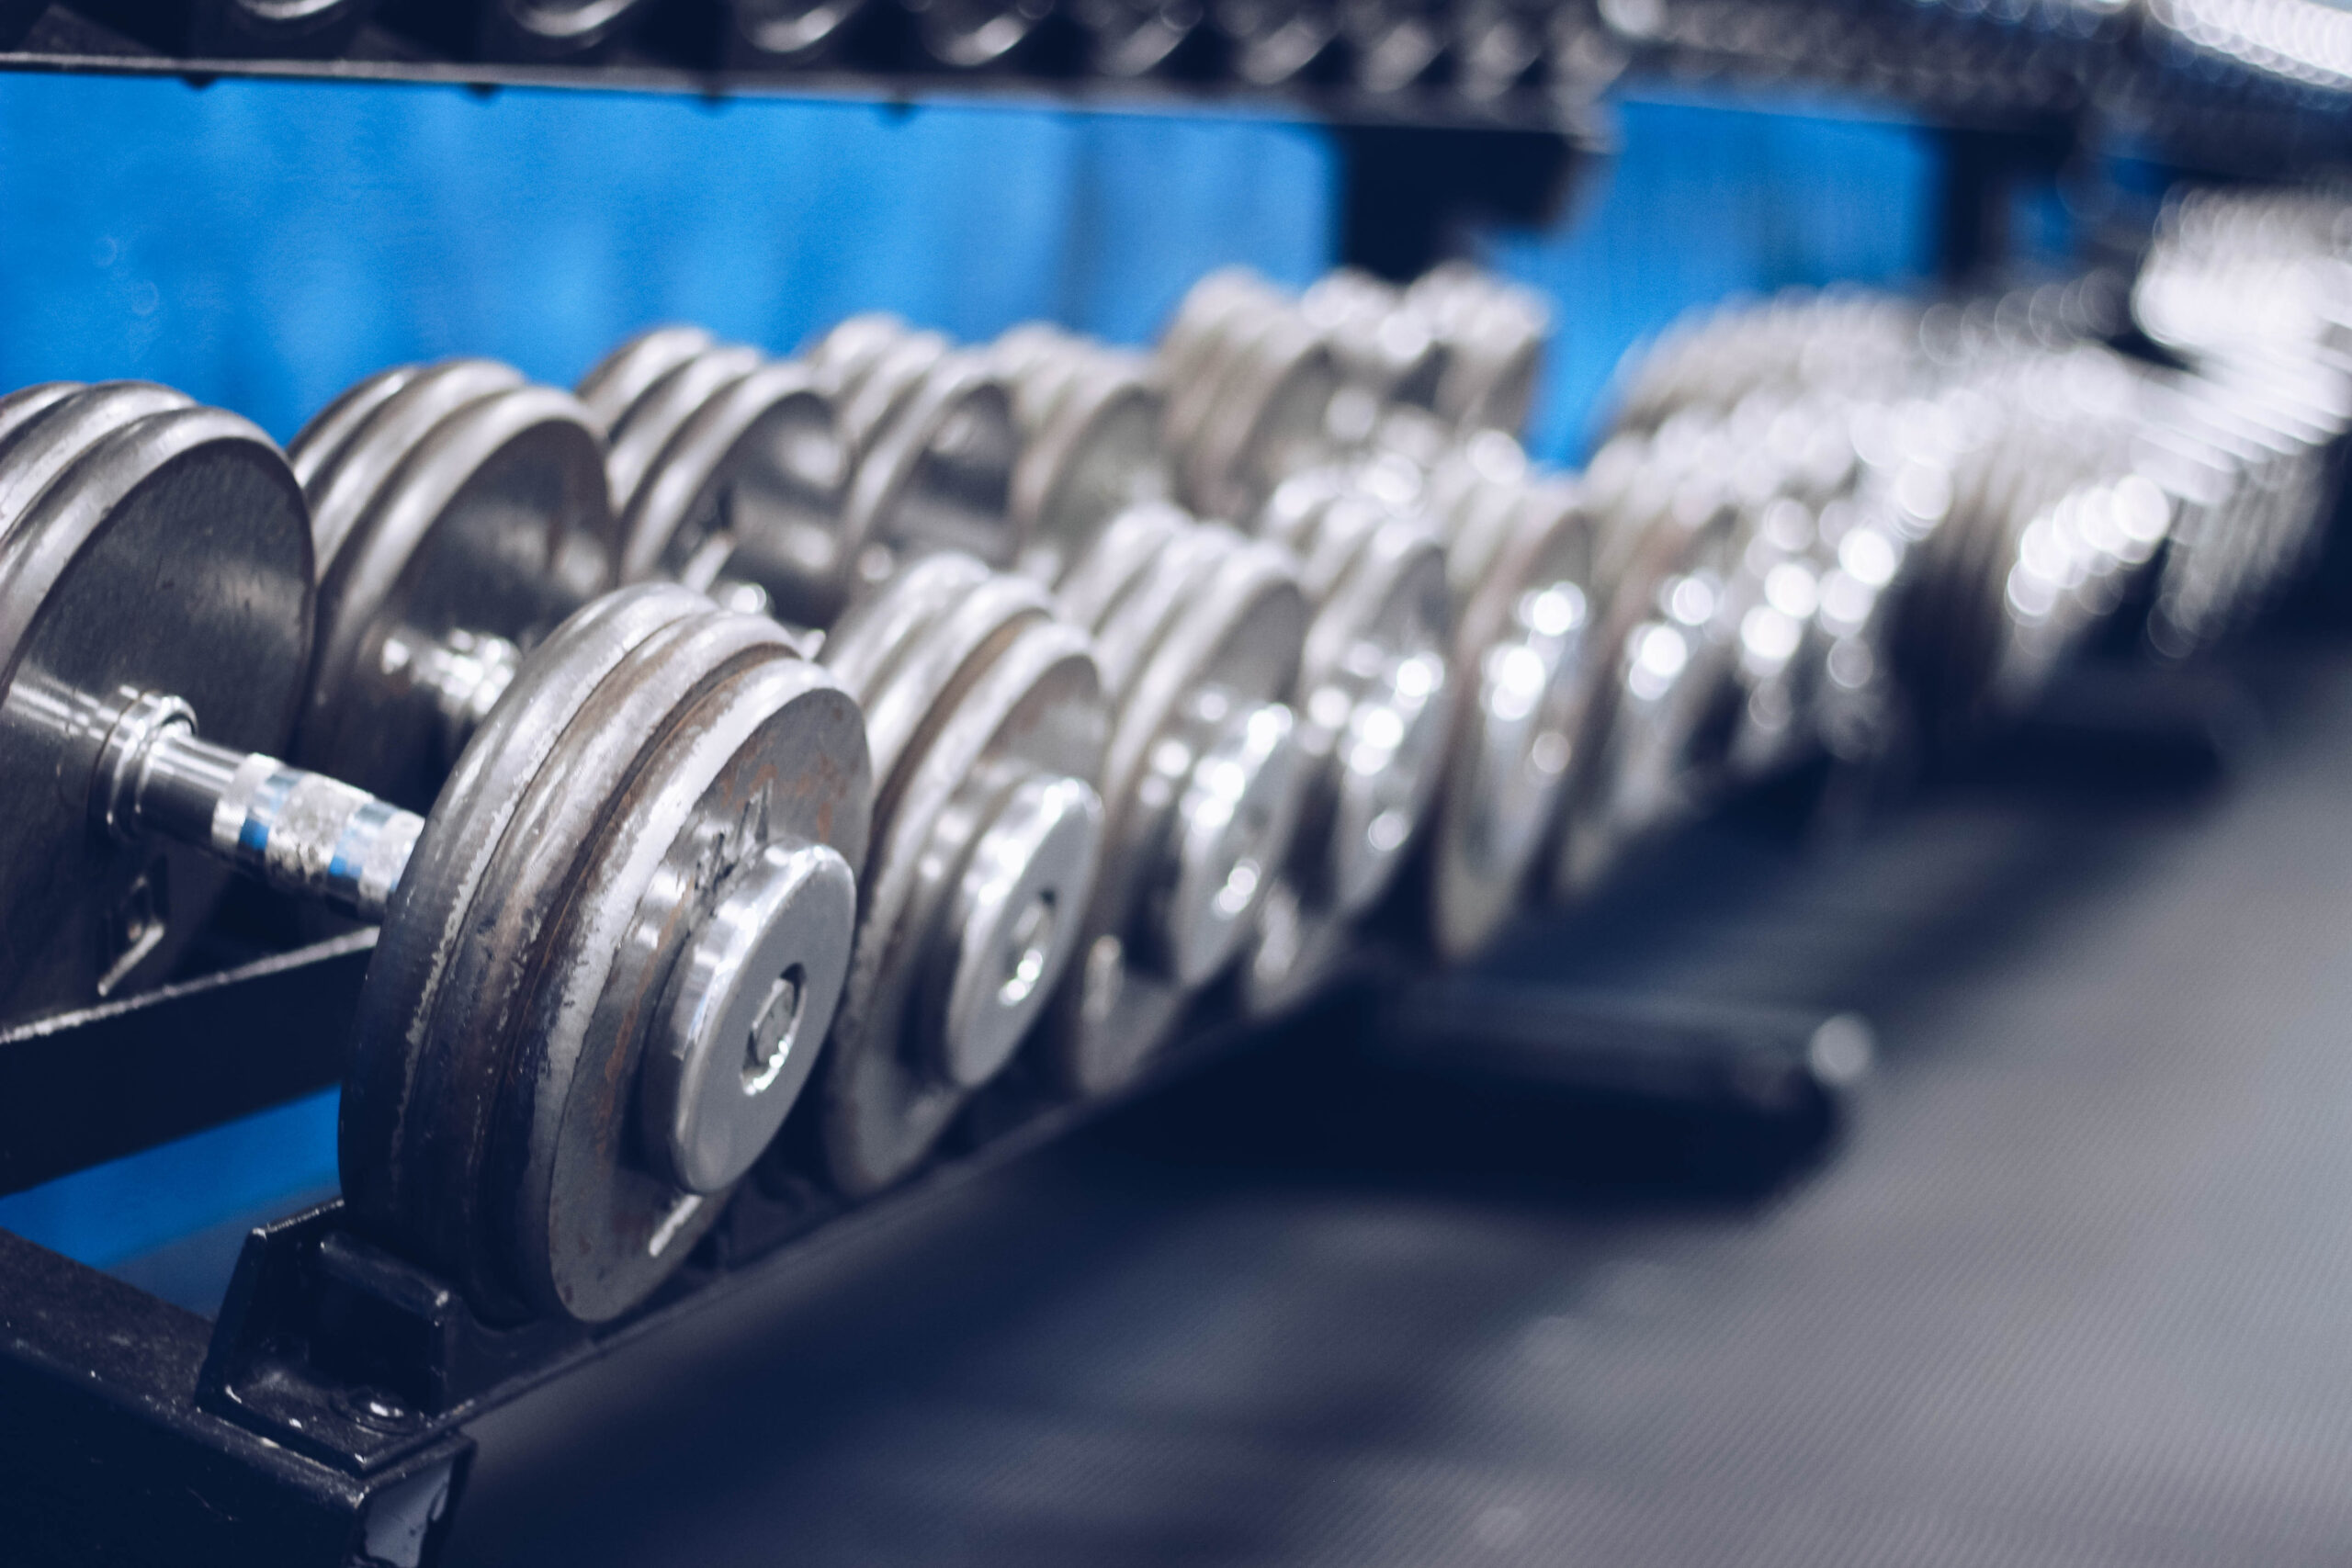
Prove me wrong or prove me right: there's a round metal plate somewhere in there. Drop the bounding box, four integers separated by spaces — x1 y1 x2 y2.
616 359 848 617
1011 363 1167 588
1045 528 1306 1095
345 585 870 1322
576 326 719 437
841 355 1021 604
814 603 1107 1197
1426 485 1596 960
599 343 763 529
295 371 617 811
0 392 312 1023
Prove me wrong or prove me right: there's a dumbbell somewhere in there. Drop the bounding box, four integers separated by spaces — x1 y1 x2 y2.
1208 0 1338 84
795 550 1110 1195
1335 0 1446 90
1408 431 1600 958
798 314 1025 617
1243 462 1452 1010
1037 503 1308 1093
990 321 1172 587
0 381 871 1325
288 357 620 813
309 343 1106 1201
892 0 1053 67
1065 0 1204 74
1160 268 1348 523
989 327 1317 1087
1545 440 1757 896
574 325 849 616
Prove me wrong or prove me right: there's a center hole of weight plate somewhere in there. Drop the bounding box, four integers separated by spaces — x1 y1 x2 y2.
1000 892 1057 1009
743 964 807 1094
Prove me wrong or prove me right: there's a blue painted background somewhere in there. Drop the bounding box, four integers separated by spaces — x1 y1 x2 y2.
0 72 1939 1305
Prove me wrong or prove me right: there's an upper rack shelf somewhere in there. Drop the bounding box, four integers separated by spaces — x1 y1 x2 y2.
5 0 2352 169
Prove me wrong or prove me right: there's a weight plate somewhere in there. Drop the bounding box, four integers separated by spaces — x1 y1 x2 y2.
616 358 848 616
576 325 719 437
1045 525 1306 1094
0 393 311 1023
1426 483 1597 961
346 585 869 1322
295 372 617 811
601 344 763 529
1010 359 1167 589
813 576 1107 1196
840 354 1020 605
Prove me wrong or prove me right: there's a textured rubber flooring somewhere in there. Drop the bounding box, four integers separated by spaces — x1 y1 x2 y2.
446 643 2352 1568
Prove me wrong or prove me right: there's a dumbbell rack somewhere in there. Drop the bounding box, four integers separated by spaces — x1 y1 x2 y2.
0 769 1877 1567
2 21 2348 1568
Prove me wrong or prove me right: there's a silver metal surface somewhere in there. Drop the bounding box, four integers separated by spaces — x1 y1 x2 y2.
804 316 1024 624
586 336 849 618
993 323 1170 587
640 837 857 1195
1242 468 1451 1012
290 359 618 812
345 583 872 1323
1419 437 1599 960
0 386 313 1022
811 551 1109 1196
1043 503 1309 1093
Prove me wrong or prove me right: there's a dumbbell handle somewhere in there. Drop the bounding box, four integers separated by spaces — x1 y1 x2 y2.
97 692 423 925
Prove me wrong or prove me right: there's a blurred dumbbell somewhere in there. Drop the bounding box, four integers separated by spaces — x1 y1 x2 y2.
1408 431 1599 957
1207 0 1338 84
891 0 1053 66
1038 503 1308 1090
1244 462 1451 1009
576 325 849 615
795 552 1109 1194
1161 268 1349 521
800 313 1024 615
0 381 871 1324
383 0 653 61
991 321 1172 585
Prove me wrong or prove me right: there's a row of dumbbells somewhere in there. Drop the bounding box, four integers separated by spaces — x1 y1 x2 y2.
3 206 2335 1332
1561 186 2349 861
0 261 1559 1331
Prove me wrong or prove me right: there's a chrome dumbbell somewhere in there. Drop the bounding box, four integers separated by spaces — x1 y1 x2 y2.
1208 0 1340 85
800 312 1023 615
0 382 870 1325
369 336 1111 1200
795 551 1110 1196
574 324 849 615
288 357 620 812
991 321 1172 587
1408 432 1599 958
1160 268 1349 522
1038 503 1309 1093
1244 463 1452 1010
1299 263 1553 440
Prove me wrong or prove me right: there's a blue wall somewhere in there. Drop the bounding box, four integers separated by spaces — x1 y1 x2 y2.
0 73 1940 1301
0 76 1337 441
